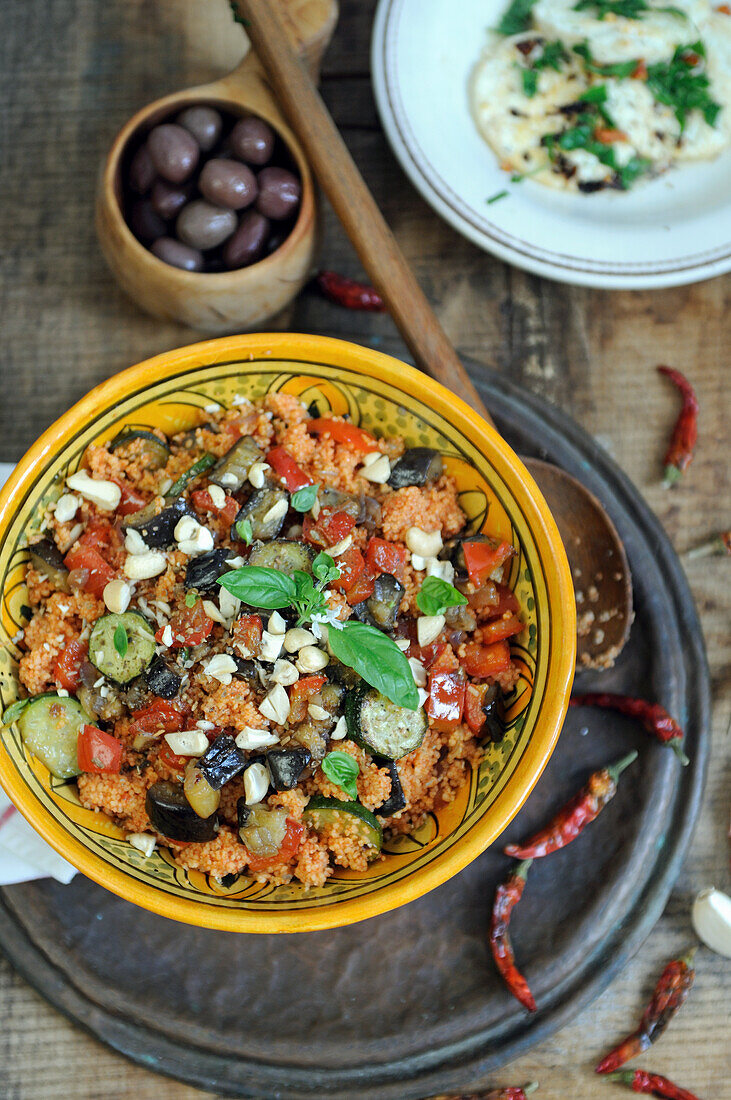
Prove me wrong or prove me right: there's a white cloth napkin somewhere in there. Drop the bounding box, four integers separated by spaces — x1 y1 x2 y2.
0 461 77 884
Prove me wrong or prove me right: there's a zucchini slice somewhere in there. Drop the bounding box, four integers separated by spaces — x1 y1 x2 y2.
88 612 156 683
17 694 92 779
346 685 427 761
109 428 170 470
209 436 262 493
247 538 314 575
304 795 382 854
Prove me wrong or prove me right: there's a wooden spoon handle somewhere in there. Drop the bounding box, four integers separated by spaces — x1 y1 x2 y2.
233 0 492 424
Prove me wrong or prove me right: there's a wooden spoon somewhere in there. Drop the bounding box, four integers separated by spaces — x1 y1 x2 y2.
233 0 633 669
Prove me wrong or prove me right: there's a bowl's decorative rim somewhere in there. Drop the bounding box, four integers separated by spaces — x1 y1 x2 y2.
0 335 575 932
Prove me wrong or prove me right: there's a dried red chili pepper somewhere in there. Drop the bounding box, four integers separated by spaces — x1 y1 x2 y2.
569 693 689 766
595 948 696 1074
489 859 536 1013
604 1069 700 1099
503 750 637 860
428 1085 538 1100
686 529 731 560
657 366 698 487
316 270 386 312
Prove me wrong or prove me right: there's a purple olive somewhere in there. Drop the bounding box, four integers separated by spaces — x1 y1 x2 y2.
230 116 276 166
151 237 204 272
176 200 237 250
256 167 301 220
176 106 223 152
147 123 199 184
198 159 258 210
223 210 271 269
128 199 167 243
128 143 155 194
151 178 193 220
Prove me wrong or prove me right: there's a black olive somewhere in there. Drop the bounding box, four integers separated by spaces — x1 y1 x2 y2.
144 655 182 699
266 748 312 791
373 756 406 816
185 548 231 593
388 447 443 489
123 497 194 549
145 781 217 841
197 734 247 790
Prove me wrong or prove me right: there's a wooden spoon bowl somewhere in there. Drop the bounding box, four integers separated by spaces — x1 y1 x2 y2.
95 0 337 334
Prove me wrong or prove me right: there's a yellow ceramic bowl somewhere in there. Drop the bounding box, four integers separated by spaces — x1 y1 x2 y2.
0 335 575 932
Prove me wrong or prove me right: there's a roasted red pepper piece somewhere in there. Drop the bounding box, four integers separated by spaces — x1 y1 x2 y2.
344 569 376 605
266 446 312 492
245 818 305 874
53 639 88 691
427 669 466 730
504 750 638 859
596 949 696 1074
156 600 214 648
365 537 407 583
63 545 116 598
316 270 386 312
570 693 689 765
190 488 239 526
463 539 515 587
464 682 490 734
113 480 149 516
604 1069 700 1099
486 583 521 619
657 366 698 487
461 640 512 680
77 725 123 774
479 614 523 644
306 417 380 452
489 859 536 1012
288 675 328 724
156 742 190 772
232 613 263 658
128 699 187 740
330 546 366 593
78 517 120 552
303 509 355 549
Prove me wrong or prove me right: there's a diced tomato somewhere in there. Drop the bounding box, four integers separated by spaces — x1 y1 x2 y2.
464 683 490 734
365 537 407 583
288 674 327 724
302 509 355 549
266 446 312 492
78 517 119 552
462 539 515 587
63 545 116 598
156 742 189 772
157 600 214 647
245 819 305 873
594 127 628 145
486 583 520 619
190 488 239 526
113 481 149 516
428 643 457 673
77 725 123 774
344 568 376 605
330 547 366 592
53 639 88 690
232 613 263 658
128 699 187 740
427 670 466 730
631 59 648 79
480 614 523 644
461 640 512 680
306 418 379 453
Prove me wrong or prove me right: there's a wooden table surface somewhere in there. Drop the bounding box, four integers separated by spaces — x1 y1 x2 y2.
1 1 729 1097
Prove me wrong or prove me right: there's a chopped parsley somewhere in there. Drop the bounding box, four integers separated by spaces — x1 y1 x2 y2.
573 0 686 19
542 101 652 190
497 0 539 34
647 42 721 130
519 39 569 97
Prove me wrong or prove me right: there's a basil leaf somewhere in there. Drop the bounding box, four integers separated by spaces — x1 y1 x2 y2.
218 566 297 608
328 621 420 710
416 576 468 616
185 592 197 608
2 698 31 725
113 623 128 658
321 751 359 800
497 0 538 34
313 552 340 586
235 517 253 545
290 483 319 513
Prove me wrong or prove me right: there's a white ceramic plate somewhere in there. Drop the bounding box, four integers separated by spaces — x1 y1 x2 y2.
371 0 731 288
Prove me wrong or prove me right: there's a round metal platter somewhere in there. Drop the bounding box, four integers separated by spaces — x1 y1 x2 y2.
0 361 709 1099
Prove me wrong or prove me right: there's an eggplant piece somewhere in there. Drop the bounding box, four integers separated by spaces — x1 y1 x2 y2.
108 428 169 470
444 603 477 632
29 538 69 592
319 680 345 714
351 600 379 629
480 684 506 743
232 488 289 542
359 493 382 532
144 655 182 699
318 487 381 530
145 780 218 841
266 748 312 791
290 718 330 764
237 801 288 856
123 496 194 548
209 436 262 493
220 872 241 887
121 676 151 712
366 573 404 632
197 734 247 790
185 547 230 593
388 447 443 489
232 655 261 690
373 756 407 817
326 661 361 689
246 538 315 575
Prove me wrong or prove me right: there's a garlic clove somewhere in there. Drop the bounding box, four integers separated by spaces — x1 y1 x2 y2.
692 887 731 957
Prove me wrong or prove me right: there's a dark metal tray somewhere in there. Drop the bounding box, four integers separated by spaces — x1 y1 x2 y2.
0 362 709 1099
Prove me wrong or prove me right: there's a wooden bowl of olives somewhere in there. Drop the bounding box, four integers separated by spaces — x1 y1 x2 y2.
96 0 337 334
